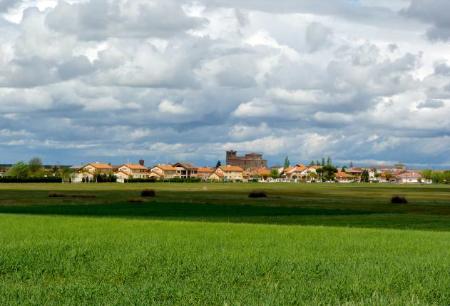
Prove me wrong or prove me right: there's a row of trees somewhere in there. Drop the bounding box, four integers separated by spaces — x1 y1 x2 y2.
284 156 338 169
421 170 450 184
4 158 72 181
283 156 338 182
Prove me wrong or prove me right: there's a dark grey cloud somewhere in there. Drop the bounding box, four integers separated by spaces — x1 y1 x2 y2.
403 0 450 41
0 0 17 12
46 0 206 40
305 22 333 53
417 99 444 109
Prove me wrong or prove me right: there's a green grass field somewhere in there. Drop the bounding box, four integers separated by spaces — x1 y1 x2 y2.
0 183 449 305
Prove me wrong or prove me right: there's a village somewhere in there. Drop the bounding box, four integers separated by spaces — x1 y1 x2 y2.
60 150 432 184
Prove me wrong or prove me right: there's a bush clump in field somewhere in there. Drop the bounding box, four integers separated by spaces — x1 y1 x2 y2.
48 193 65 198
249 191 267 198
141 189 156 197
391 195 408 204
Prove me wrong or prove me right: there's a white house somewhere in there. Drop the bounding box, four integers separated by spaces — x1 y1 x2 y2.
114 171 131 183
396 171 431 184
70 163 112 183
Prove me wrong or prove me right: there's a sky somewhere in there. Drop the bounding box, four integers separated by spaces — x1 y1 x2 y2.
0 0 449 168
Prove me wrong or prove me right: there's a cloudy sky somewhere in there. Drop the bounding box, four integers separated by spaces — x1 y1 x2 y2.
0 0 449 168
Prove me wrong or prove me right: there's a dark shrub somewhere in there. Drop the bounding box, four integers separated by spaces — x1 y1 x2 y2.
94 174 117 183
48 193 65 198
0 177 62 183
249 191 267 198
391 196 408 204
141 189 156 197
125 178 157 183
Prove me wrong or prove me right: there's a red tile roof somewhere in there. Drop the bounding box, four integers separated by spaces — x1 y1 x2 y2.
86 163 112 169
155 165 177 171
121 164 148 170
221 165 244 172
197 167 214 173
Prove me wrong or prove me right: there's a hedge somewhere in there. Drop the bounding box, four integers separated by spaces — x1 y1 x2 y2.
0 177 63 183
162 177 202 183
125 178 157 183
125 178 202 183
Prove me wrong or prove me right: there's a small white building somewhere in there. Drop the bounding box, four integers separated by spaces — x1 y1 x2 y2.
114 171 131 183
396 171 429 184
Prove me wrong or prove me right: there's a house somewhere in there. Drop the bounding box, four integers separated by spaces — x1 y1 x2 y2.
335 171 355 183
151 165 179 179
208 171 224 182
209 165 244 182
148 172 162 180
194 167 214 181
69 165 84 183
114 171 131 183
368 168 378 182
283 164 312 182
81 163 113 174
172 163 197 179
248 167 271 182
117 163 149 179
242 170 252 182
280 166 294 180
70 162 112 183
301 166 320 182
346 168 364 181
396 171 429 184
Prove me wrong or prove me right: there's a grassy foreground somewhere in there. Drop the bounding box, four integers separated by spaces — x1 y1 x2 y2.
0 183 449 304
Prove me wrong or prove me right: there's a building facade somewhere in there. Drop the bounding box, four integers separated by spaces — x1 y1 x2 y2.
209 165 244 182
117 164 149 179
151 165 179 179
226 150 267 170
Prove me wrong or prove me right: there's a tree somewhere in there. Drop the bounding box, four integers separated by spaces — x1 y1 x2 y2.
284 156 290 168
385 172 394 181
270 169 279 179
341 166 347 172
361 170 369 183
421 169 433 181
322 165 338 181
309 172 318 182
58 167 73 182
28 157 43 175
215 160 221 168
321 158 325 167
6 162 29 178
316 167 323 182
326 156 332 166
309 160 315 166
349 161 353 168
316 160 320 166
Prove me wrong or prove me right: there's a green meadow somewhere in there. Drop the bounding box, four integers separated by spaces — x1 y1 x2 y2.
0 183 449 305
